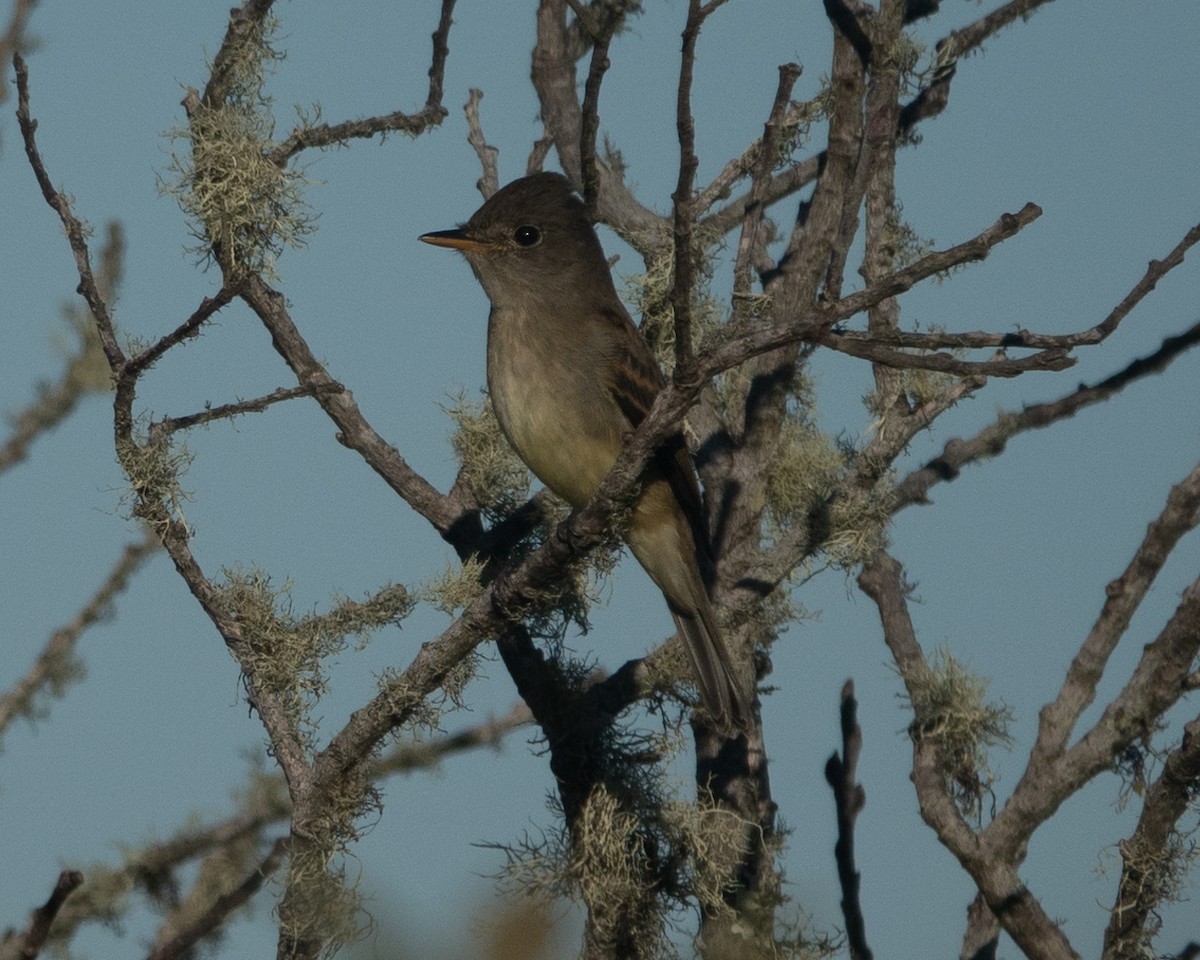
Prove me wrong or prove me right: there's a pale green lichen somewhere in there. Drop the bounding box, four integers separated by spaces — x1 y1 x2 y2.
164 16 315 276
903 648 1014 820
443 392 530 518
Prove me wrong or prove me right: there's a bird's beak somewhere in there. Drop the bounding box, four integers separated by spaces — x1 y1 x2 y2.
419 228 493 252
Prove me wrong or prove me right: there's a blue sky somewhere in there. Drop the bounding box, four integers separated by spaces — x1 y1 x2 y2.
3 1 1199 957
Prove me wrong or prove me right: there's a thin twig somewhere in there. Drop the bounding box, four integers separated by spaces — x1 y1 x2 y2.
1103 714 1200 959
893 318 1200 510
0 871 85 960
669 0 707 377
124 289 237 378
829 222 1200 353
464 88 500 198
14 54 124 370
575 1 618 213
0 528 161 740
143 837 289 960
706 203 1044 378
824 680 873 960
150 385 339 438
731 63 802 301
238 275 467 543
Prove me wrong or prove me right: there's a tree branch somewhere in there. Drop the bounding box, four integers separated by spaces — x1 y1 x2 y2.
150 385 338 438
1103 715 1200 960
143 837 289 960
464 88 500 198
858 551 1083 960
706 203 1044 378
824 680 873 960
267 0 457 165
0 871 85 960
0 527 160 741
1001 458 1200 829
894 317 1200 510
239 276 470 546
14 54 125 371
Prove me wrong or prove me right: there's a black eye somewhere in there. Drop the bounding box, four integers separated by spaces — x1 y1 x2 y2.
513 225 541 247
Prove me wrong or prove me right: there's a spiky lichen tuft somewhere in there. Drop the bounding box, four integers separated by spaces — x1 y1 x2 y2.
823 478 895 570
573 785 669 953
120 428 194 532
763 401 893 570
213 571 411 753
419 553 487 615
444 392 531 519
279 846 367 958
620 233 724 376
164 16 314 276
765 416 846 533
903 648 1014 820
1106 827 1199 951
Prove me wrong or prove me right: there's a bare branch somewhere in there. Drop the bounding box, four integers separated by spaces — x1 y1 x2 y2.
669 0 709 377
705 203 1044 378
124 289 237 379
835 222 1200 357
1103 715 1200 960
268 0 456 164
730 63 802 300
858 551 1083 960
945 0 1059 61
143 837 289 960
1032 458 1200 772
464 88 500 198
574 0 620 213
824 680 873 960
0 871 85 960
989 463 1200 851
817 335 1072 377
894 318 1200 510
961 893 1001 960
239 275 469 545
0 527 160 741
14 54 125 370
150 385 339 438
531 0 666 245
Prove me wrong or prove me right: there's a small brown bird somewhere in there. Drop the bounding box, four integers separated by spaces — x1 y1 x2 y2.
421 172 748 727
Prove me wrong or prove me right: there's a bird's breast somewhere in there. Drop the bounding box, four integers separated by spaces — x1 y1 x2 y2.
486 310 622 508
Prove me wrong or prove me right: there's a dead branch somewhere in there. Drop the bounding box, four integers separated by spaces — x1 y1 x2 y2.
0 871 84 960
150 385 339 438
268 0 457 164
1103 715 1200 960
894 318 1200 510
824 680 873 960
143 837 289 960
0 527 160 740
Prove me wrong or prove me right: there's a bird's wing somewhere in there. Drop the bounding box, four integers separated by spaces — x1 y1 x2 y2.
599 308 715 570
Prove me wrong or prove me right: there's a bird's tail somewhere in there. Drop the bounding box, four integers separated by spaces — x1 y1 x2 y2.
669 595 751 730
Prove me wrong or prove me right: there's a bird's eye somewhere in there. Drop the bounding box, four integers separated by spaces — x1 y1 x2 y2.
513 225 541 247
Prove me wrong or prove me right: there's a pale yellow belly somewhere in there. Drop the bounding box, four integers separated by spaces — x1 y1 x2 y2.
488 341 622 508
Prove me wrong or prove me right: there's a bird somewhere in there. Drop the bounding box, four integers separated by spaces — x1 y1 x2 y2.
420 171 748 728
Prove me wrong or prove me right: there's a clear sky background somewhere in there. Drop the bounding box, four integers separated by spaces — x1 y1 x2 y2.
2 1 1199 957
